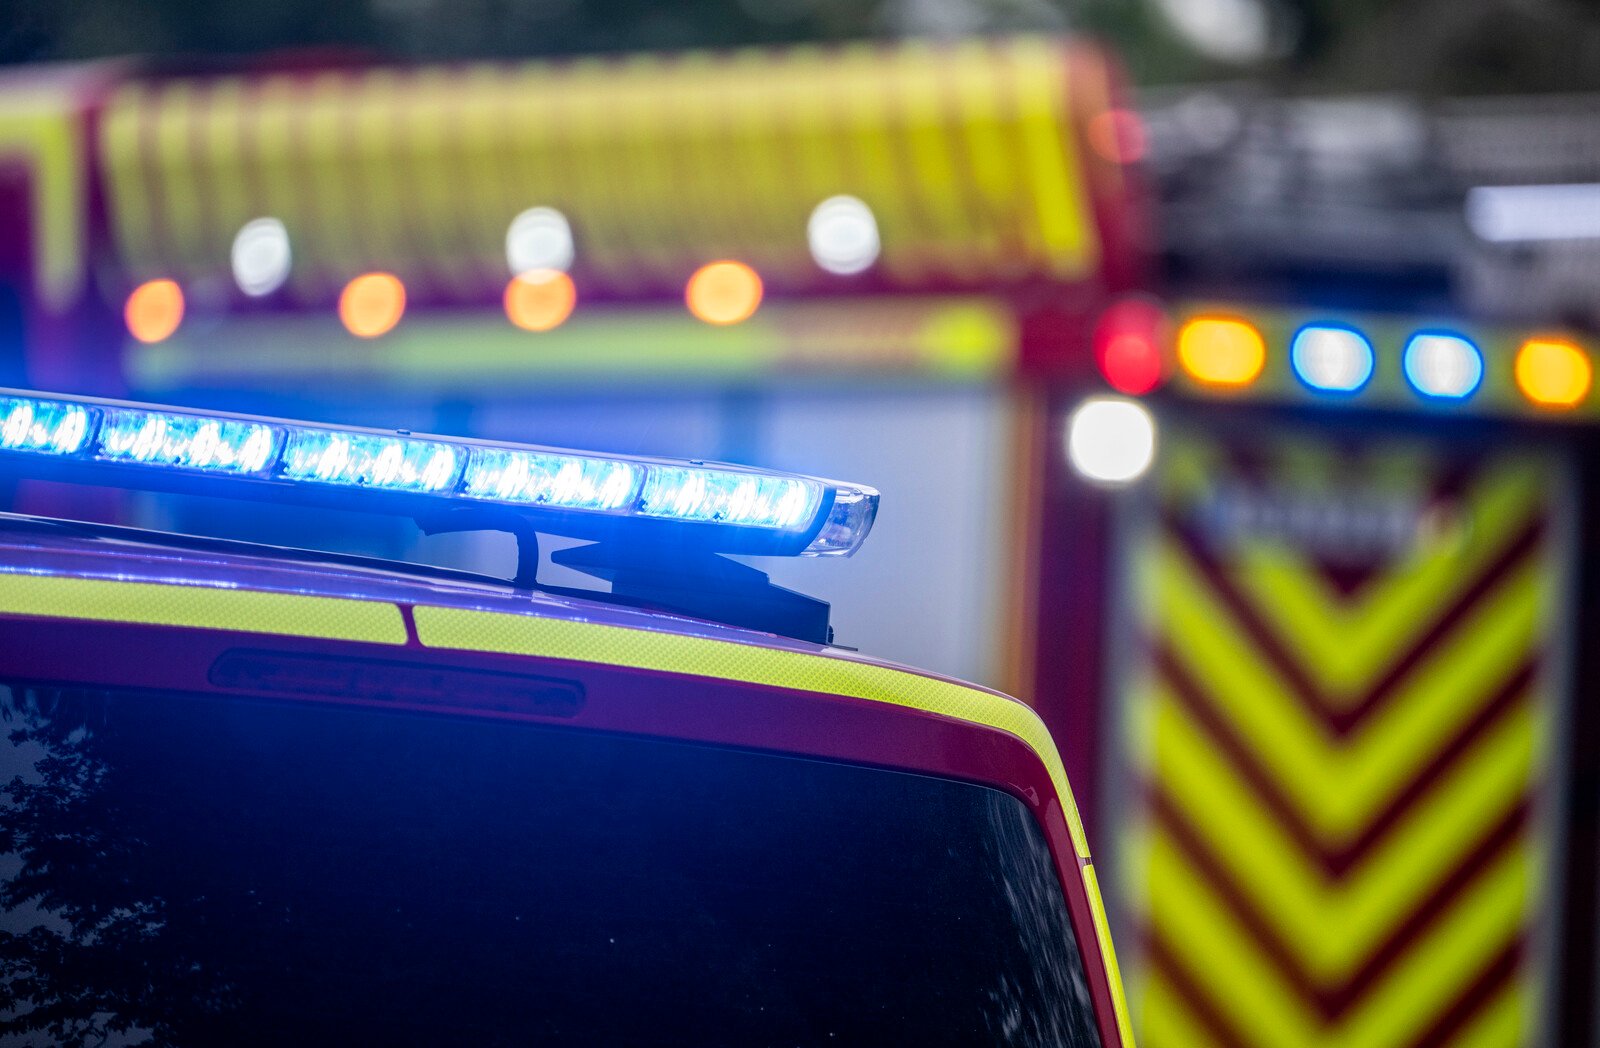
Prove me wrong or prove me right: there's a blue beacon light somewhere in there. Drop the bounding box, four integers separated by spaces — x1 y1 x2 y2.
1403 333 1483 400
1290 325 1375 394
0 390 878 557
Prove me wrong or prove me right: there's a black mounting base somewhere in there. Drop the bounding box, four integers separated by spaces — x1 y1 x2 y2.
553 541 833 646
415 507 833 645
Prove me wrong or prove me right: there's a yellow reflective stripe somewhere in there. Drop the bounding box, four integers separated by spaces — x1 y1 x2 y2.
1084 863 1138 1048
0 574 407 644
412 604 1090 857
130 298 1017 389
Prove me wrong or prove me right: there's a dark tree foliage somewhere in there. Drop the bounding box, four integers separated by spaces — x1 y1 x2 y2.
0 688 241 1045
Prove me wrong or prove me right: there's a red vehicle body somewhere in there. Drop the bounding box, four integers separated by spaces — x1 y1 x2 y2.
0 512 1133 1045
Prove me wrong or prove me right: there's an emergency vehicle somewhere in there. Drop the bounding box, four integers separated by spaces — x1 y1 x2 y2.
0 388 1134 1046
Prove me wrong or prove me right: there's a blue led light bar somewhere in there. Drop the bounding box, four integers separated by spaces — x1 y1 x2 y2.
0 389 878 557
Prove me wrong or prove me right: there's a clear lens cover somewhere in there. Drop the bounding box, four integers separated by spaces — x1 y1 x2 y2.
802 486 880 556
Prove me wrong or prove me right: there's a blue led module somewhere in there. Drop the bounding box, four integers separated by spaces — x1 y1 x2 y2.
98 409 278 474
639 467 820 529
0 396 92 455
1403 333 1484 400
1290 325 1375 393
280 431 461 493
462 449 641 511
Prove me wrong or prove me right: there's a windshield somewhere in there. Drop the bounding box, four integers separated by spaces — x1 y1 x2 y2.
0 680 1101 1047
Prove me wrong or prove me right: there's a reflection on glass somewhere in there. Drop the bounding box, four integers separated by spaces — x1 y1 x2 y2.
1 681 1100 1045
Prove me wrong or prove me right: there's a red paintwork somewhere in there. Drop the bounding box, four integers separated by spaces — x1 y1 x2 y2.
1019 392 1116 854
0 515 1123 1047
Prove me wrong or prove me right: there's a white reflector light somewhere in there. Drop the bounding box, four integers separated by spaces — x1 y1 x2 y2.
231 217 292 297
1067 397 1157 486
808 196 881 276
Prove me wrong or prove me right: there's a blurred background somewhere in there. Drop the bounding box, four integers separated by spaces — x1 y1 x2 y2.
2 0 1599 1045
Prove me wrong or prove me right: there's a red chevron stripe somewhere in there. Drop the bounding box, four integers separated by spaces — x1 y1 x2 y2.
1151 787 1530 1020
1143 930 1257 1048
1163 513 1544 738
1405 938 1525 1048
1333 517 1546 730
1143 925 1526 1048
1155 643 1535 875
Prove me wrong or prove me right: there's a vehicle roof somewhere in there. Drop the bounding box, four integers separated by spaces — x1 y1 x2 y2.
0 511 971 687
0 507 1104 899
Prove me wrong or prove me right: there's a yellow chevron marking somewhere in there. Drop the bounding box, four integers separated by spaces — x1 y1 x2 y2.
1150 834 1332 1045
1154 540 1544 841
100 87 150 281
1335 847 1529 1048
1232 466 1546 704
1141 971 1228 1048
350 69 405 280
951 40 1016 275
152 80 202 281
1155 689 1537 981
1149 837 1530 1047
458 64 512 283
256 75 308 294
900 42 973 280
201 77 248 258
0 83 89 308
1010 37 1094 277
302 72 358 279
409 68 474 298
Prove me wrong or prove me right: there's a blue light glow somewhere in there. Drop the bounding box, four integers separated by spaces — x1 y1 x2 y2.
462 449 640 511
1290 325 1375 393
98 409 278 473
0 396 91 455
0 388 879 555
1403 333 1483 400
280 430 460 492
639 467 819 529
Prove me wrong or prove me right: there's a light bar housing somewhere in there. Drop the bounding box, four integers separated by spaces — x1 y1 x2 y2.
0 390 878 558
